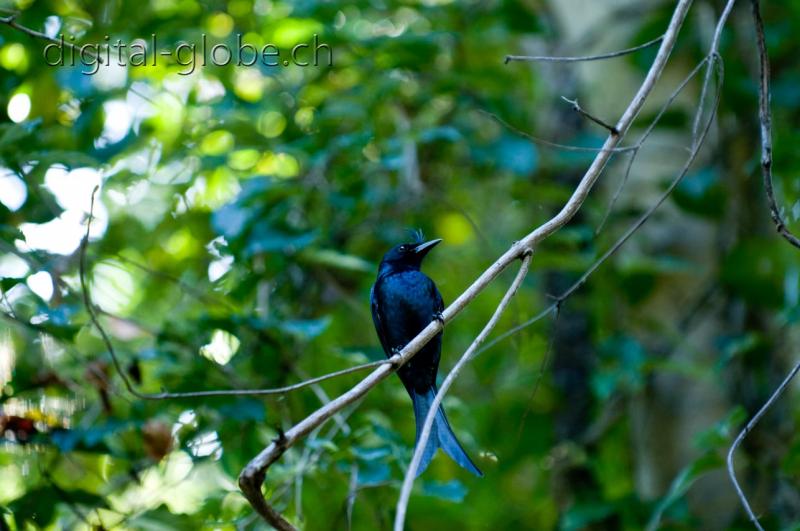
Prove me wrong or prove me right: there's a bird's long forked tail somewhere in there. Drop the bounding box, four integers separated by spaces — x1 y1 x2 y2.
411 388 483 478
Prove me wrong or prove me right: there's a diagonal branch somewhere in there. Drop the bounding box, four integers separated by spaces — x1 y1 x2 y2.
394 250 533 530
727 2 800 529
561 96 619 135
237 0 694 526
79 186 394 400
727 359 800 531
0 13 103 63
505 34 664 63
750 0 800 249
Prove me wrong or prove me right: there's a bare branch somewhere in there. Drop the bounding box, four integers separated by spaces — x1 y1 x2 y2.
237 1 695 526
478 54 723 360
561 96 619 135
750 0 800 248
481 110 634 154
394 250 532 530
505 34 664 63
0 14 103 63
690 0 736 144
727 359 800 531
78 187 393 400
726 2 800 528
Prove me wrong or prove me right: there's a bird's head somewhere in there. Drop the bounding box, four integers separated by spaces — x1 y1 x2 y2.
379 237 442 273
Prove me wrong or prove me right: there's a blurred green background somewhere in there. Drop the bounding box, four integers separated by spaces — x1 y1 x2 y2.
1 0 800 529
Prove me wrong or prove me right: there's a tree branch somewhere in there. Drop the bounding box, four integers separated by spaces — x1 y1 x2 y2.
237 0 694 526
0 13 103 63
481 110 635 154
726 2 800 529
394 250 532 530
505 34 664 63
727 359 800 531
78 186 393 400
750 0 800 249
561 96 619 135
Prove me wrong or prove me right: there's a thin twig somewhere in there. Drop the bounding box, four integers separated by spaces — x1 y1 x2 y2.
480 110 635 154
238 2 694 526
78 187 393 400
479 54 722 359
561 97 619 135
480 55 719 356
394 250 532 530
0 14 103 63
726 2 800 528
690 0 736 144
595 148 637 234
346 463 359 531
750 0 800 248
505 34 664 63
727 360 800 531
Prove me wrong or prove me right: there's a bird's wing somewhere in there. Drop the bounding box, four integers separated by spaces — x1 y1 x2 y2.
370 282 392 356
429 277 444 316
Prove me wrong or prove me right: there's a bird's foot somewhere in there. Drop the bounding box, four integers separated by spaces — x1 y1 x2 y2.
389 347 403 368
272 427 288 450
433 311 445 327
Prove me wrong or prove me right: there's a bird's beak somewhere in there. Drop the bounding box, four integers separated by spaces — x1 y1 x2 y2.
413 238 442 256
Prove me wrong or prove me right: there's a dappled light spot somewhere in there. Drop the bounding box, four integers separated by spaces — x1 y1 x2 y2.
436 212 475 246
43 16 61 39
233 68 267 102
0 254 29 279
91 60 128 91
185 168 241 210
187 431 223 459
0 334 15 389
164 228 201 259
228 149 260 171
96 100 133 148
294 106 314 129
257 110 287 138
26 272 53 302
208 255 233 282
207 12 235 38
200 130 235 156
255 152 299 178
199 329 240 365
271 18 323 48
146 93 185 144
91 261 141 314
44 166 102 212
19 207 106 255
7 93 31 123
0 43 29 74
196 75 226 102
0 169 27 211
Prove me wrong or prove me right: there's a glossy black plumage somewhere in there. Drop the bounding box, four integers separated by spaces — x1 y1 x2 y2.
370 238 482 477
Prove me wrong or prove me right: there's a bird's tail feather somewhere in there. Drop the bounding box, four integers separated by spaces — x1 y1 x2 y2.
411 388 482 478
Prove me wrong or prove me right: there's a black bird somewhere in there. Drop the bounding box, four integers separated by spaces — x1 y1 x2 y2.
370 236 482 477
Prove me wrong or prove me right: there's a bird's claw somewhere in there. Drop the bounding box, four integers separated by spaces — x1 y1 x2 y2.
389 347 403 368
433 311 445 327
272 427 288 449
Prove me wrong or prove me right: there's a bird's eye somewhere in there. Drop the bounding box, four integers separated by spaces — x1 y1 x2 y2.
400 245 408 252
